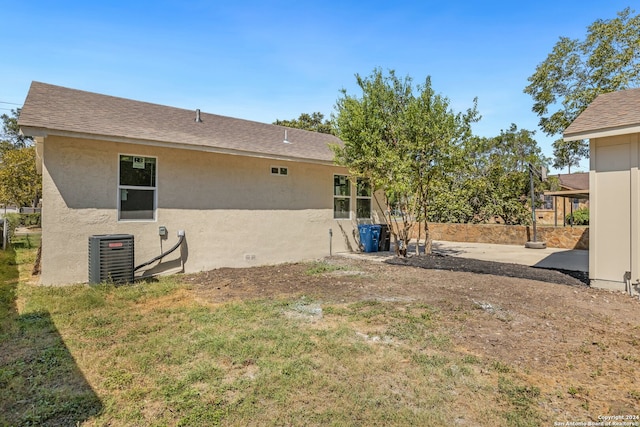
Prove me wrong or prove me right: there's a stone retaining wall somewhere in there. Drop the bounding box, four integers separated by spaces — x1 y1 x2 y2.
408 223 588 250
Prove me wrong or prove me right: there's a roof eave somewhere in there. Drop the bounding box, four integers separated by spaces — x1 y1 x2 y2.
543 189 590 199
19 126 339 167
564 124 640 141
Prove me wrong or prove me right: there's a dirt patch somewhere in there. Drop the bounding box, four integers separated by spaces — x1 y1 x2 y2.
183 254 640 419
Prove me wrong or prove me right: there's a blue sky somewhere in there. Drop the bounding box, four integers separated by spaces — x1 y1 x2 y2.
1 1 634 172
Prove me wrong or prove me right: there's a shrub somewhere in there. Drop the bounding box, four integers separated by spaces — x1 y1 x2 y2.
20 213 41 227
0 213 40 248
2 213 21 239
565 207 589 225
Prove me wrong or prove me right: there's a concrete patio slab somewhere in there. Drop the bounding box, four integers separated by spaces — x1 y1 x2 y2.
431 241 588 272
338 240 589 273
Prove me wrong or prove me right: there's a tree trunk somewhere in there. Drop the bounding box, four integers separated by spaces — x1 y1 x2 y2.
423 202 432 254
424 221 432 254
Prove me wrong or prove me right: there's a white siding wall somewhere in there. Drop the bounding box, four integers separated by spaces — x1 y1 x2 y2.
590 133 640 291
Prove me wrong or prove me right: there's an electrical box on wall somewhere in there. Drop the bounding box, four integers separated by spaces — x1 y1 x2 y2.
159 226 167 237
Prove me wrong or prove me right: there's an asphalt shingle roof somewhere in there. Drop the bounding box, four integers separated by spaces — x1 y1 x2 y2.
558 172 588 190
564 87 640 139
18 81 341 163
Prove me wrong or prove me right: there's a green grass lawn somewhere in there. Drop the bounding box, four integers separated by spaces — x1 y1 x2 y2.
1 239 544 426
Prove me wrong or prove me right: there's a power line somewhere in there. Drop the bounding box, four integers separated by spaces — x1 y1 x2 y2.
0 101 21 105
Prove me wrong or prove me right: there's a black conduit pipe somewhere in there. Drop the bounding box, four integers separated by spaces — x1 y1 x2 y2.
134 233 185 272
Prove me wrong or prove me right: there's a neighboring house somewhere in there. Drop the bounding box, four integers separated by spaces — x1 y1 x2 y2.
19 82 382 285
539 172 589 226
564 87 640 294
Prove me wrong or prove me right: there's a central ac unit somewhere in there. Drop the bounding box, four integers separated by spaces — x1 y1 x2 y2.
88 234 134 284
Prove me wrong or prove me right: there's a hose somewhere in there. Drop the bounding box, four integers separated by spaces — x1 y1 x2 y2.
134 233 185 272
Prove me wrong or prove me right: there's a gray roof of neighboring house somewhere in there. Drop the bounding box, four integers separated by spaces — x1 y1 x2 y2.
18 81 341 164
564 87 640 140
558 172 588 191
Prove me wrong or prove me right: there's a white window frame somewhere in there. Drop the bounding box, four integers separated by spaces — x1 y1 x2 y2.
271 165 289 176
118 154 158 222
356 178 372 219
333 174 351 220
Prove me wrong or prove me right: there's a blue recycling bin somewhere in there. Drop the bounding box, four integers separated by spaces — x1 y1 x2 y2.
358 224 381 253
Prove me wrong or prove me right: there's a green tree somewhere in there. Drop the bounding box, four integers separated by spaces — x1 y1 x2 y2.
333 68 479 254
428 125 549 225
0 109 40 208
481 125 549 224
273 112 334 134
0 146 41 208
551 138 589 173
524 8 640 167
1 109 32 151
525 8 640 136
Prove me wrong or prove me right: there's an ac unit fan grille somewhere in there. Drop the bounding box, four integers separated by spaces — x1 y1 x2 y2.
88 234 134 284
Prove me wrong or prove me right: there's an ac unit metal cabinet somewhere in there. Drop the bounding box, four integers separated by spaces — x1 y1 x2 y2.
88 234 134 284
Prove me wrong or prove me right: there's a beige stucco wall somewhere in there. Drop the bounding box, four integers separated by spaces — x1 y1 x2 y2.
590 133 640 293
40 136 383 285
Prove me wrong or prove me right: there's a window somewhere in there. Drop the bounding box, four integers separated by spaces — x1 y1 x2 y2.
572 198 580 209
119 155 156 220
271 166 288 176
542 195 554 210
333 174 350 219
356 178 372 219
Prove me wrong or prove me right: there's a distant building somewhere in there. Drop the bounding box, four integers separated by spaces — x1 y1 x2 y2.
539 173 589 226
